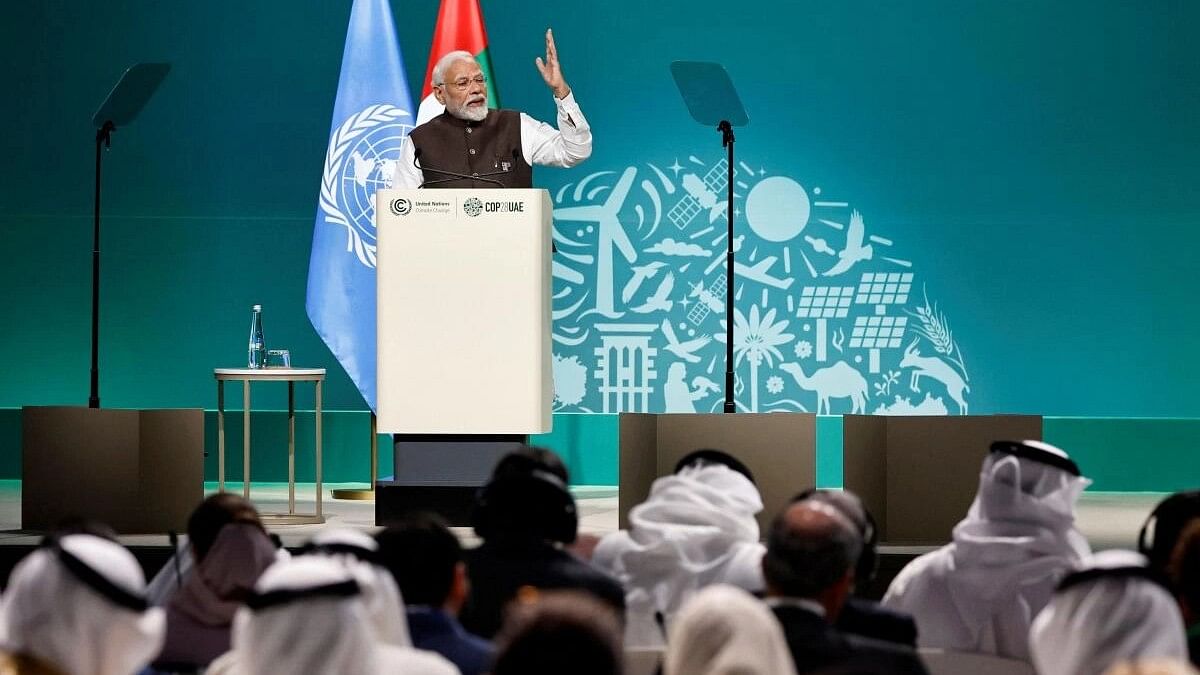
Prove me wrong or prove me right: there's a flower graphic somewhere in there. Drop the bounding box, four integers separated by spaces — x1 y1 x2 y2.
716 304 794 411
793 340 813 360
766 375 784 395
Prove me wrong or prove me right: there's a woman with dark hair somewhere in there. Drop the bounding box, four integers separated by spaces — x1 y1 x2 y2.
152 494 278 671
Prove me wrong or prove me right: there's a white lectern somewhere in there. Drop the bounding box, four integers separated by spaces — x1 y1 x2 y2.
375 188 554 434
374 188 554 525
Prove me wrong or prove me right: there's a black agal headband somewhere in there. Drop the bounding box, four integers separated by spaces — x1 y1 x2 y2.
245 579 360 611
1057 564 1171 595
990 440 1081 477
52 542 149 612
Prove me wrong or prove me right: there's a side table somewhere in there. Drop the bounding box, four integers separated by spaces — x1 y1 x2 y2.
214 368 326 524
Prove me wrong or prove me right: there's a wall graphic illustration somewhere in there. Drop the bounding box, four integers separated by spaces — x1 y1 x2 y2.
547 155 972 415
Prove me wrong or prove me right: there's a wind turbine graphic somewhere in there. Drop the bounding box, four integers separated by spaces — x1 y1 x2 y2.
554 167 639 317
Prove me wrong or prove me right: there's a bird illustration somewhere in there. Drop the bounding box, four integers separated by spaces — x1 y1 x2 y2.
823 209 874 276
350 151 376 188
630 272 674 313
621 261 667 304
661 319 712 363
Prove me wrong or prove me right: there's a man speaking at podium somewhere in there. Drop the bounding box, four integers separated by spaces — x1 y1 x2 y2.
396 29 592 189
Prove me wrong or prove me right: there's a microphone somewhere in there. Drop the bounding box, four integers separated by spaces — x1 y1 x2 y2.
168 530 184 590
413 147 505 188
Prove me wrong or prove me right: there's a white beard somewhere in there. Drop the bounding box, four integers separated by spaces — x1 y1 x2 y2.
448 100 488 122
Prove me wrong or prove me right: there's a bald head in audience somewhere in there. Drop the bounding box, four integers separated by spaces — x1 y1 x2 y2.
763 501 863 618
763 501 929 675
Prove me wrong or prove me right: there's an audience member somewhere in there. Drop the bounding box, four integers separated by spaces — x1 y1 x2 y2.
665 584 798 675
0 534 165 675
208 556 457 675
883 440 1090 661
299 528 410 646
375 513 494 675
764 501 927 674
460 447 625 639
153 494 276 671
491 590 622 675
1139 491 1200 574
1030 550 1188 675
796 489 918 647
592 448 765 647
1168 520 1200 667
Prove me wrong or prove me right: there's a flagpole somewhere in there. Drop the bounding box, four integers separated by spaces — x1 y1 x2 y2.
332 412 377 500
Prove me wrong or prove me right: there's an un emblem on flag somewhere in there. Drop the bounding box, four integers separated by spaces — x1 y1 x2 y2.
319 104 413 268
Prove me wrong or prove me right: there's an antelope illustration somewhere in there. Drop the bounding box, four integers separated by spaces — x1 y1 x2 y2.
899 339 970 414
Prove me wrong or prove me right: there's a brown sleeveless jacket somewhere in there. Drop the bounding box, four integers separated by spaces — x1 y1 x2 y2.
408 109 532 189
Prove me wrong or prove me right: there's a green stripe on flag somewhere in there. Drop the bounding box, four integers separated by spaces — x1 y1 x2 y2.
476 47 500 108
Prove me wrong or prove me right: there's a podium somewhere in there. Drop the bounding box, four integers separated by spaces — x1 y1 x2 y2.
22 407 203 533
374 188 553 523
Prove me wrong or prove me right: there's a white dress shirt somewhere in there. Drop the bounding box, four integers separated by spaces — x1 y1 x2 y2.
395 91 592 189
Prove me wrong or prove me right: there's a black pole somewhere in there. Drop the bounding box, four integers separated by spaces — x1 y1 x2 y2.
90 121 113 409
719 120 736 413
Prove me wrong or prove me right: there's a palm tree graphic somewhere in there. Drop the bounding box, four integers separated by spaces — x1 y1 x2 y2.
716 305 794 412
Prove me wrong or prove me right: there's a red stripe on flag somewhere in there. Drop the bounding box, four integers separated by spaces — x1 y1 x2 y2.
421 0 491 97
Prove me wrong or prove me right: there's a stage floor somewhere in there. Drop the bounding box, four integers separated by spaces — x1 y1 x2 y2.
0 481 1160 551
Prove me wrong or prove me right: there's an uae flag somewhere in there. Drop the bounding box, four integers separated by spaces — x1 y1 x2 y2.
415 0 500 125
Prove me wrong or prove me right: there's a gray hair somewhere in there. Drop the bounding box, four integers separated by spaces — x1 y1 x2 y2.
431 50 477 86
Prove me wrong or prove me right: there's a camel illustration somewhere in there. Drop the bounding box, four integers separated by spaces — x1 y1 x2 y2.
779 361 869 414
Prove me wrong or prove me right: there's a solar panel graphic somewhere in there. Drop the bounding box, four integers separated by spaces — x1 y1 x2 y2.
796 286 854 319
849 315 909 350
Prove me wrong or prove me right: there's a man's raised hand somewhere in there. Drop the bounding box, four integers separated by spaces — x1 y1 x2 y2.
534 28 571 99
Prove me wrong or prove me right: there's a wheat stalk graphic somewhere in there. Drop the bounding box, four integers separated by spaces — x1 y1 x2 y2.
907 286 969 381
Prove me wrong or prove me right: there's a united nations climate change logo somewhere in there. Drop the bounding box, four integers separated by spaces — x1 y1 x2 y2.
463 197 484 217
319 104 413 268
389 198 411 216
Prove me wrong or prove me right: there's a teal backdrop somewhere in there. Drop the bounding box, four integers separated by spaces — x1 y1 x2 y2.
0 2 1196 485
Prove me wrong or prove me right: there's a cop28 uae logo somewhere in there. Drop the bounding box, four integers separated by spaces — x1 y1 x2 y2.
463 197 484 217
546 154 972 416
319 104 413 268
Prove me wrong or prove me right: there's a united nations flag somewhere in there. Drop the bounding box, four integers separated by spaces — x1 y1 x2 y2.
306 0 415 411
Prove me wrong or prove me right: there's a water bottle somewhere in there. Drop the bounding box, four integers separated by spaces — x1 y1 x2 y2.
248 305 266 368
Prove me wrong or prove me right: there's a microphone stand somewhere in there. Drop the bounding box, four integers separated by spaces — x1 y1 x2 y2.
719 120 735 413
90 121 115 408
413 151 510 188
85 62 169 407
670 61 747 414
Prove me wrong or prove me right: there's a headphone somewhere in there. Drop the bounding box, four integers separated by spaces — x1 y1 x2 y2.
791 488 879 584
673 448 756 485
1137 490 1200 572
472 468 578 545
